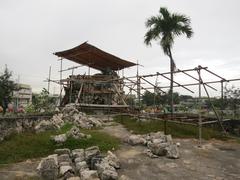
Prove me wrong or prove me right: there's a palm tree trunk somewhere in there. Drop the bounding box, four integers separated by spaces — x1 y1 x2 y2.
164 47 175 135
168 48 174 118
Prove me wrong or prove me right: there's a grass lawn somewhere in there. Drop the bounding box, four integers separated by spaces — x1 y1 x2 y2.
114 115 230 140
0 123 120 164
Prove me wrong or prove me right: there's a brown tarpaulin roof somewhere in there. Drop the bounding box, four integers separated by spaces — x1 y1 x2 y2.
54 42 136 71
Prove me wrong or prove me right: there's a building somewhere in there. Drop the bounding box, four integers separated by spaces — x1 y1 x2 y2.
12 83 32 108
54 42 136 110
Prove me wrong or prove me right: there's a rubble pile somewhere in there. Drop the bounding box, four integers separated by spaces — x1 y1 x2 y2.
125 131 180 159
37 146 121 180
62 104 103 129
51 126 92 144
35 104 104 133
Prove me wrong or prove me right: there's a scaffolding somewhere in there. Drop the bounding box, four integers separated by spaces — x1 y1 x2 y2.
46 42 240 146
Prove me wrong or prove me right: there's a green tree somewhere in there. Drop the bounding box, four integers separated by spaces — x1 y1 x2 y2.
142 90 180 106
30 88 57 113
144 7 193 115
142 91 155 106
224 85 240 117
0 66 16 113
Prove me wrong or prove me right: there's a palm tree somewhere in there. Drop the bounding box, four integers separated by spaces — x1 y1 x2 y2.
144 7 193 121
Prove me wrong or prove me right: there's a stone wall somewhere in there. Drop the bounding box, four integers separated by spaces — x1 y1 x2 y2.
0 115 52 142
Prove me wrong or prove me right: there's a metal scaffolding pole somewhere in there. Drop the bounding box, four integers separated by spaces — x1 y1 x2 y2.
59 58 63 105
197 68 202 147
178 68 217 91
157 72 194 93
221 80 225 120
47 66 51 93
198 70 227 135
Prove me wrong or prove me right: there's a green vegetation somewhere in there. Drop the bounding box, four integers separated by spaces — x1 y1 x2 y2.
142 90 180 107
0 66 16 114
26 88 58 113
114 115 228 140
0 123 120 164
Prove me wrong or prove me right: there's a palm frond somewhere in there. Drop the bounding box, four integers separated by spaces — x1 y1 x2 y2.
144 28 159 46
144 29 154 46
144 6 193 60
172 13 193 38
172 13 190 24
159 7 170 20
145 16 161 28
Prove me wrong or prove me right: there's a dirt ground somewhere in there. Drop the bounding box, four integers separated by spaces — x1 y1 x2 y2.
0 159 40 180
101 124 240 180
0 123 240 180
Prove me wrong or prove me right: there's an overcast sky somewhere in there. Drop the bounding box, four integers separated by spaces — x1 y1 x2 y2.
0 0 240 97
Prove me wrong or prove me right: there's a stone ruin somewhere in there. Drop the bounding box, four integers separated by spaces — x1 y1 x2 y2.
37 146 120 180
34 104 104 133
50 126 92 144
125 131 180 159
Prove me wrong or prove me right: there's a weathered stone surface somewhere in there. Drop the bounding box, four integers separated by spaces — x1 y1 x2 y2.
37 157 58 180
34 114 64 134
88 117 102 127
61 104 102 129
67 177 81 180
51 113 65 129
47 154 58 165
143 149 158 158
37 146 120 180
166 144 180 159
80 169 99 180
51 134 67 143
67 126 85 139
62 104 79 115
165 135 173 144
105 151 121 169
152 138 165 144
35 120 56 133
58 154 72 164
127 135 146 146
95 159 116 179
59 161 71 166
101 169 118 180
54 148 71 155
126 131 180 159
75 157 86 164
76 161 88 171
85 146 100 163
91 156 105 170
59 165 74 177
0 105 107 142
72 149 85 160
150 131 165 139
64 171 76 179
148 142 169 156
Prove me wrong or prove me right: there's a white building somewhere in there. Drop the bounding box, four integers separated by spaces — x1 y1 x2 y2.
12 84 32 108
